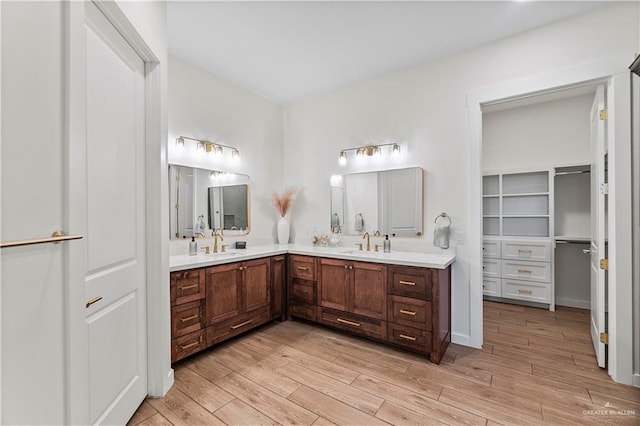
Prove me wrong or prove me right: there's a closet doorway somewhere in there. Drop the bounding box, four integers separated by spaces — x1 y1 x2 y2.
480 83 609 367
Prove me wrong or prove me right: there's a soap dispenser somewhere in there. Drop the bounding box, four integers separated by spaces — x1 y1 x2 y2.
383 235 391 253
189 236 197 255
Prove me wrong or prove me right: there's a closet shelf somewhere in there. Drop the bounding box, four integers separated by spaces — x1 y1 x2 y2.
503 214 549 218
502 192 549 197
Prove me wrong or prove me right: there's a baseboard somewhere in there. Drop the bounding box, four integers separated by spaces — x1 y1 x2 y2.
556 297 590 310
633 374 640 388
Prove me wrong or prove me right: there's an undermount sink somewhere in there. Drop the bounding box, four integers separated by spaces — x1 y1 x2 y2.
342 249 383 256
208 251 238 258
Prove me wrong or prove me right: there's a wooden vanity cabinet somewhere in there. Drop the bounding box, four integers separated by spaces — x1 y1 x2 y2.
205 258 271 345
271 255 286 321
170 269 206 362
288 255 318 322
318 258 387 340
386 264 451 364
170 256 274 363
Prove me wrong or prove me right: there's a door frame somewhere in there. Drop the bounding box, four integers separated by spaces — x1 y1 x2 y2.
466 54 634 384
64 1 170 423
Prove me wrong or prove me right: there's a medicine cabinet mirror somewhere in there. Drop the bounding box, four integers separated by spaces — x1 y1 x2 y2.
330 167 423 237
169 164 250 239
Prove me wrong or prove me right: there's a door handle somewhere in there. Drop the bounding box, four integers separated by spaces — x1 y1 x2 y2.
1 230 83 249
582 249 591 254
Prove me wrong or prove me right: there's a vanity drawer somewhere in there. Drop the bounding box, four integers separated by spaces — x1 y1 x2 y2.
320 308 386 340
482 239 501 258
289 302 317 322
501 240 551 262
291 280 315 305
171 269 206 305
388 266 431 300
171 300 205 338
208 307 270 346
482 259 501 278
171 329 205 363
387 322 432 354
482 277 501 297
501 279 551 304
290 255 317 281
387 295 431 330
502 260 550 283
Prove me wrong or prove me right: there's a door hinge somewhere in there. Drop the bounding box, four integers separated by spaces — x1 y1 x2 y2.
600 332 609 344
599 109 608 120
600 258 609 270
600 183 609 195
175 203 180 210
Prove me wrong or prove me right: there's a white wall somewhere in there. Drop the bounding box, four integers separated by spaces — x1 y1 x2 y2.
282 3 639 346
483 94 592 171
168 55 284 252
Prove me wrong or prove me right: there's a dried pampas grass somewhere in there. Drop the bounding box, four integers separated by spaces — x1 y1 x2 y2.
272 190 296 217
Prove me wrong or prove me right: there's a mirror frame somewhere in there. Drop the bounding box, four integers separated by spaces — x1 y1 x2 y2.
169 164 251 239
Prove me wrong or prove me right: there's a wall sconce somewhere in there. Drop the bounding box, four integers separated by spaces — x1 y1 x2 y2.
175 135 240 160
338 142 400 165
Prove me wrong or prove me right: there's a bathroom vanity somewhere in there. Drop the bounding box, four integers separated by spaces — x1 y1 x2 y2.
170 245 454 364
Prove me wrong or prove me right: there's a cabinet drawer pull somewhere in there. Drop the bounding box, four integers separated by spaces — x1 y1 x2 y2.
179 314 199 323
179 341 200 351
179 284 198 291
518 249 532 254
296 265 309 271
399 333 417 341
85 296 103 308
517 269 532 274
230 319 254 330
399 280 416 286
518 289 533 294
399 309 417 316
336 318 361 327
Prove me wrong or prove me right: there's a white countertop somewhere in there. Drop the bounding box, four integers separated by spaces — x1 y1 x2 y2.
170 243 455 272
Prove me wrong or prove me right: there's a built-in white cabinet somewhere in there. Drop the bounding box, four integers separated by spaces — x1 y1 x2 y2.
483 170 554 309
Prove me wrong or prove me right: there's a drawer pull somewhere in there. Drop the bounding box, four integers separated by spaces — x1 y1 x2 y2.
336 318 361 327
179 314 199 323
517 269 532 274
399 333 417 341
399 280 416 286
399 309 417 316
179 341 200 351
296 265 309 271
179 284 198 291
230 319 254 330
518 289 533 295
518 249 532 254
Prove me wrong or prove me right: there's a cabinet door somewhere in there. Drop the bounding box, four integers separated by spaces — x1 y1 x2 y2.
319 258 350 312
352 262 387 319
242 258 271 313
271 255 286 320
206 263 240 324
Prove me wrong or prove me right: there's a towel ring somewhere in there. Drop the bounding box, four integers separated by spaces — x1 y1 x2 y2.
434 212 451 226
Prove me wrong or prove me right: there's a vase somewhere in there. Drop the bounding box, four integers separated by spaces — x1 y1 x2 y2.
277 216 289 245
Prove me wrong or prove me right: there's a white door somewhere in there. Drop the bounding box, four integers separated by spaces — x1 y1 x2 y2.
590 84 607 368
68 2 147 423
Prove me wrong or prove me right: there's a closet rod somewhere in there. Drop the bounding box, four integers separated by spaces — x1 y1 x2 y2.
555 170 590 176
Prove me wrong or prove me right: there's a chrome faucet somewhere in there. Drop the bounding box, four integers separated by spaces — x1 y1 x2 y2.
213 229 224 253
362 232 371 252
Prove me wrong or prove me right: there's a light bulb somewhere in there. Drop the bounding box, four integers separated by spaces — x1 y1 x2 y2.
339 151 347 166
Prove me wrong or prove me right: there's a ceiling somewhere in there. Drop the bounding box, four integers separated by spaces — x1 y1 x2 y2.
167 1 607 105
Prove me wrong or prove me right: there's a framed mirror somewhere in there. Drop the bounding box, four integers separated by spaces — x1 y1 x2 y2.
169 164 250 239
330 167 423 237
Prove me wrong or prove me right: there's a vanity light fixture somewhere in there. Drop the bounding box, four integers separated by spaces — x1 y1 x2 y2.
175 135 240 160
338 142 401 165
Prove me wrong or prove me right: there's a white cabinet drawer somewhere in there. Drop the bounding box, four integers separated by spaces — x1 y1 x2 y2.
501 279 551 303
482 277 501 297
501 240 551 262
483 239 501 258
502 260 551 283
482 259 501 278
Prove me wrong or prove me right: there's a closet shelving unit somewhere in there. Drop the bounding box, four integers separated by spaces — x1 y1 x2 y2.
482 169 554 310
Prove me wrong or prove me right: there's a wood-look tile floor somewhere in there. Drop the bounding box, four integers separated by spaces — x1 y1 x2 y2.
129 302 640 425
